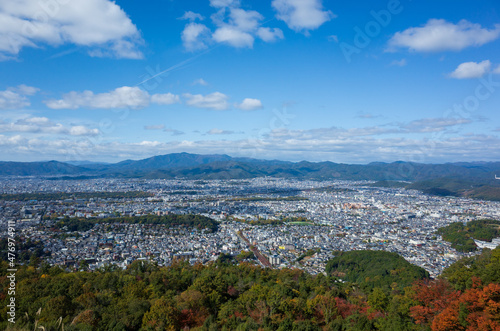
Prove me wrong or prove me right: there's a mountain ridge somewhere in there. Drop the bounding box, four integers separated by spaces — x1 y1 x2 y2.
1 153 499 200
1 153 499 180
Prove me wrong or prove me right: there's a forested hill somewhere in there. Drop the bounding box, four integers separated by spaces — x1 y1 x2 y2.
1 153 499 183
3 153 500 201
3 249 500 330
437 219 500 252
325 250 430 291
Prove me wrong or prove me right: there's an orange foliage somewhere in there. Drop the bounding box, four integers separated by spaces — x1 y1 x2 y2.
410 279 460 325
431 282 500 331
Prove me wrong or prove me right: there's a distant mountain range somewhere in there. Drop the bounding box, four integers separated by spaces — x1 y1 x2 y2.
1 153 499 200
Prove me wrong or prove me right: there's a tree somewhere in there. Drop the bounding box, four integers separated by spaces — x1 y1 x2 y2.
368 287 389 313
141 297 180 330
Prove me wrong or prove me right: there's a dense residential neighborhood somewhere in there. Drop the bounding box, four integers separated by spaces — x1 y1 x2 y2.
1 177 499 277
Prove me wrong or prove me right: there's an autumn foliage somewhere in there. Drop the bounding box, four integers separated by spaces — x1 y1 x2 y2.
2 248 500 330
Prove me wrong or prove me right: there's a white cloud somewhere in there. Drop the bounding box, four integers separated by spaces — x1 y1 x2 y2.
45 87 181 109
493 65 500 74
69 126 100 136
0 116 99 136
151 93 180 105
183 92 229 110
388 19 500 52
0 0 143 60
0 85 39 109
207 128 235 135
182 23 211 51
178 11 204 21
5 130 499 164
211 8 264 48
209 0 239 8
272 0 334 32
449 60 491 79
229 8 262 31
182 4 284 51
192 78 208 86
45 86 150 110
402 118 472 132
236 98 263 111
256 27 284 42
164 128 185 136
12 84 39 95
212 26 254 48
0 90 31 110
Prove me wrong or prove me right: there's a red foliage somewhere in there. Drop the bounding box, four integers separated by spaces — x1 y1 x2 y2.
179 308 209 328
233 311 246 319
227 285 239 297
335 298 356 319
430 282 500 331
410 279 460 325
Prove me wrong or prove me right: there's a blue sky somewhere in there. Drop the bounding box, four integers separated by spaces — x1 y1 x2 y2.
1 0 500 163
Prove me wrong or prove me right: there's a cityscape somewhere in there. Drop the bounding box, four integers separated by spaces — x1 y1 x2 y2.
3 176 499 278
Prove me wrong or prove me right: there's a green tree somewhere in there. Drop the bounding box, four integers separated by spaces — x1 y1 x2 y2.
141 297 180 330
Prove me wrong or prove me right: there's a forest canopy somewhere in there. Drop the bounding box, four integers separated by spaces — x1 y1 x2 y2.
325 250 430 291
437 219 500 252
54 214 219 233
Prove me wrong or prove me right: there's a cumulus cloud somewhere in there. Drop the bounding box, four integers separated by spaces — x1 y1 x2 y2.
69 126 100 136
0 116 99 136
183 92 229 110
45 86 150 110
272 0 334 33
236 98 263 111
0 0 143 60
0 85 39 109
178 11 204 21
12 84 39 95
229 8 263 31
182 2 283 50
4 129 499 164
256 27 284 42
45 87 180 110
388 19 500 52
151 93 180 105
181 23 211 51
212 8 264 48
212 26 255 48
449 60 491 79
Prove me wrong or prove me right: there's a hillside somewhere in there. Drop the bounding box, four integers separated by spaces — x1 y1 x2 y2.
370 177 500 202
1 154 500 201
2 249 500 330
0 160 88 176
325 250 429 291
436 219 500 252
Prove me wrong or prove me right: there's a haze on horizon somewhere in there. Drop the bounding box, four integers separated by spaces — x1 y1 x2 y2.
0 0 500 164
